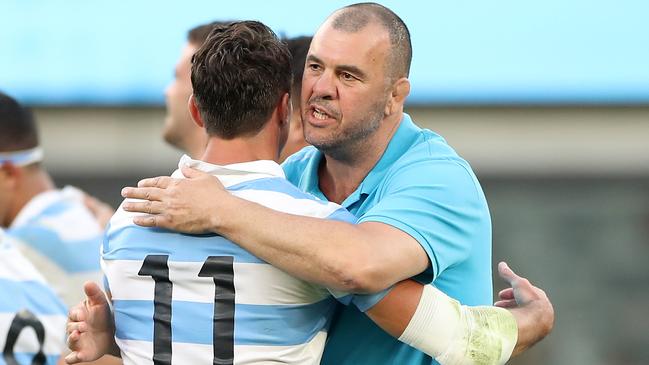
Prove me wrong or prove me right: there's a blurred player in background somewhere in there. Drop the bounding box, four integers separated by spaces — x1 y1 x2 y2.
0 227 67 365
0 92 104 307
162 21 230 159
279 36 312 162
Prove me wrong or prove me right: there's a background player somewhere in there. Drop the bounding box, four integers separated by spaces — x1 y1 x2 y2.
0 228 67 365
0 92 104 307
279 36 312 162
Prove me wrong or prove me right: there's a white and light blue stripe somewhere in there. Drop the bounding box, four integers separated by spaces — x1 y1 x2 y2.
7 186 104 306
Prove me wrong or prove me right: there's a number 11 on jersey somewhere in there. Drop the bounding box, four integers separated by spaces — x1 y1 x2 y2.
138 255 235 365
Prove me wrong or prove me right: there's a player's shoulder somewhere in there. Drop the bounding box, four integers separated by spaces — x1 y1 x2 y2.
283 145 319 167
281 146 319 182
231 176 356 223
383 129 483 195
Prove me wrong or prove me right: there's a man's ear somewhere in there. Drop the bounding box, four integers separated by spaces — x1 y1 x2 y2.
0 162 21 189
278 92 291 126
188 94 205 128
384 77 411 116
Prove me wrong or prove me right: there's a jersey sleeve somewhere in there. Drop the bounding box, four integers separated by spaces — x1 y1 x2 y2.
359 158 491 284
326 287 393 312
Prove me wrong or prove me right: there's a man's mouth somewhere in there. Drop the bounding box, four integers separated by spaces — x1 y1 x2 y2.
313 107 330 120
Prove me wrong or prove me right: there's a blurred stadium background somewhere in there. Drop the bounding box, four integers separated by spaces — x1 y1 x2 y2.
3 1 649 363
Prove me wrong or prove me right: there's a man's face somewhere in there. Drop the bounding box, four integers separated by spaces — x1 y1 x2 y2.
301 21 392 156
162 42 198 149
0 165 16 227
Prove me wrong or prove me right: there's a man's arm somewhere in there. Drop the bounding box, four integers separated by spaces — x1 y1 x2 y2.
121 168 428 293
66 263 554 365
364 262 553 364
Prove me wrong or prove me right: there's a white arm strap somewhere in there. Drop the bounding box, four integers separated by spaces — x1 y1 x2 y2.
398 285 518 365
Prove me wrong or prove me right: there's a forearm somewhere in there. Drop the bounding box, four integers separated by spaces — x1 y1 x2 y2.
216 196 425 292
367 282 518 365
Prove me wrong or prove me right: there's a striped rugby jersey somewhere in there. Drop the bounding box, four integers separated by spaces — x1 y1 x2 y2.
7 186 104 307
0 229 67 365
103 155 386 365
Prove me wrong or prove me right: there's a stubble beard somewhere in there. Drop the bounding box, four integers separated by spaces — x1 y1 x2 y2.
308 100 385 162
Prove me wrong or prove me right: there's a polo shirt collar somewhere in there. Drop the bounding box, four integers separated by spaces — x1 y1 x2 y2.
357 113 420 196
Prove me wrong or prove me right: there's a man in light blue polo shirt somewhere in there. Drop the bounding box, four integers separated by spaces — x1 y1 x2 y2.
282 112 493 364
121 3 554 364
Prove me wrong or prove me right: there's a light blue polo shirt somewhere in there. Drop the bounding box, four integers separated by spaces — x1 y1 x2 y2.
282 113 493 365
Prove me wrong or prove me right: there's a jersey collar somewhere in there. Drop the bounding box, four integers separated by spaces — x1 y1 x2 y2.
174 155 286 188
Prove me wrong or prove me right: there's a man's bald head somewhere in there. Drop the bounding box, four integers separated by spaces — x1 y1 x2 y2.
329 2 412 81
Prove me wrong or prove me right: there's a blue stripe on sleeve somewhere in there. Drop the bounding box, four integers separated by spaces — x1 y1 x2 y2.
324 207 358 224
104 225 265 264
350 288 392 312
113 298 336 346
0 279 67 315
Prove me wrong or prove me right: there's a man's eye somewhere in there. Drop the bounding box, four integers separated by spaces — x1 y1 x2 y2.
341 72 355 81
308 64 321 71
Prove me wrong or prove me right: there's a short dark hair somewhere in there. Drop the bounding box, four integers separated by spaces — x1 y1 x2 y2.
284 36 312 99
0 92 39 153
332 2 412 79
191 21 292 139
187 21 233 46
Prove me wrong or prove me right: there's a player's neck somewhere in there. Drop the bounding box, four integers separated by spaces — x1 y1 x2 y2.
184 128 208 160
200 133 280 166
5 167 55 227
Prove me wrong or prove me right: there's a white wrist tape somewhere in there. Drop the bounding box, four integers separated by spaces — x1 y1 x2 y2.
398 285 518 365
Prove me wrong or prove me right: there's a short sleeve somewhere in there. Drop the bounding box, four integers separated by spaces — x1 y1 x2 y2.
327 287 393 312
359 158 491 284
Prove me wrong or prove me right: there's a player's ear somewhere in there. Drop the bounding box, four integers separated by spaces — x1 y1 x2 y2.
384 77 410 116
278 92 291 127
188 94 205 129
0 162 21 189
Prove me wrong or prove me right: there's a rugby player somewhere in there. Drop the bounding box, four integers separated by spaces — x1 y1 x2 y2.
0 92 104 307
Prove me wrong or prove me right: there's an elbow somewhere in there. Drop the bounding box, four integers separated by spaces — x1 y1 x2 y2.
328 257 390 294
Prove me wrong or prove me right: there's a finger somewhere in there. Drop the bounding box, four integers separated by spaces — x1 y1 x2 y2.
66 321 87 335
68 307 85 322
84 282 108 307
65 351 80 364
121 187 165 201
133 214 172 229
137 176 174 188
66 330 80 350
180 166 210 179
498 261 520 284
498 287 515 300
122 200 165 215
494 299 518 308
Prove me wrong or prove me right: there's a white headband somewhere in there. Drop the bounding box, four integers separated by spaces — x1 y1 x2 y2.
0 147 44 166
